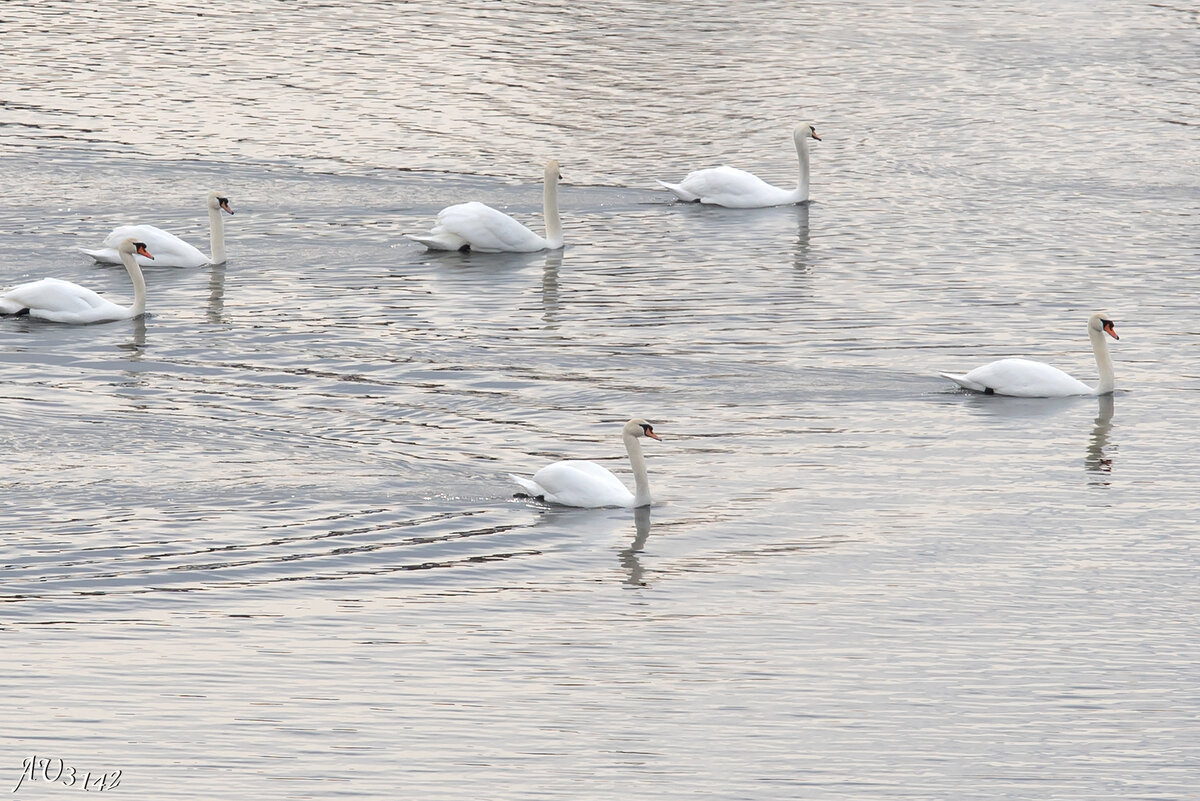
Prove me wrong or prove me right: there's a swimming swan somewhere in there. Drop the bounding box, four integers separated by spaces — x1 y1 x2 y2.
81 192 233 267
657 123 821 208
1 238 153 323
940 313 1119 397
407 160 563 252
510 419 661 508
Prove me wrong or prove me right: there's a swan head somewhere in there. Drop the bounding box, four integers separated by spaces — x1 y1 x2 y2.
544 159 562 184
624 418 661 441
118 238 154 260
795 123 821 142
208 192 234 215
1089 312 1118 340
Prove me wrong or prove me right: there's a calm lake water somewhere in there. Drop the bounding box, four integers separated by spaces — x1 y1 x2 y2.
3 1 1199 799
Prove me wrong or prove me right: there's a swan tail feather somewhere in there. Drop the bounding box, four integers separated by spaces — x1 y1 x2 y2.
509 474 544 499
405 232 469 251
0 298 28 315
79 247 116 262
939 372 987 392
656 180 699 202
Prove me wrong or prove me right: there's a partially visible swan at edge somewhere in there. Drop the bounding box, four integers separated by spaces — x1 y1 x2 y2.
510 419 661 508
940 313 1119 397
81 192 234 268
1 238 153 323
657 123 821 208
406 160 563 252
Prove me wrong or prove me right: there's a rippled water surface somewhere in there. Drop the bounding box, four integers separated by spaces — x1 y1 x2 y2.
3 1 1199 799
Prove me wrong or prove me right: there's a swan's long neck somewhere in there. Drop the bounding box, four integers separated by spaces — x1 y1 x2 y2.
208 203 227 265
120 250 148 317
543 176 563 249
1090 325 1115 394
794 135 811 203
624 432 652 507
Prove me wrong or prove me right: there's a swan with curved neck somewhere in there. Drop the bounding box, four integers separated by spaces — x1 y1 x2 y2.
510 419 661 508
657 123 820 208
1 238 152 323
81 192 233 268
940 313 1119 397
407 160 564 252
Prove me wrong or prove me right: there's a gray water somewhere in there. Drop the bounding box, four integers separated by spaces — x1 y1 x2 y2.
3 1 1199 799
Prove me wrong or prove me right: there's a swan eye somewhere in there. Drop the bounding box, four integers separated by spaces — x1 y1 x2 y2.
1101 319 1114 327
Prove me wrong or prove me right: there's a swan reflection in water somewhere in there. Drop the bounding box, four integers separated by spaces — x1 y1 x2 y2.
540 248 563 329
792 202 811 275
1085 393 1116 479
117 314 147 359
207 260 228 325
619 506 653 588
521 504 654 588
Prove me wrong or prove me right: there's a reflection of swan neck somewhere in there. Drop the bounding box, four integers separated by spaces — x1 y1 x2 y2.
121 248 147 317
207 262 228 323
1090 324 1115 394
794 133 811 202
621 505 653 587
543 172 563 249
540 251 561 325
209 202 227 265
624 431 651 507
1086 394 1115 475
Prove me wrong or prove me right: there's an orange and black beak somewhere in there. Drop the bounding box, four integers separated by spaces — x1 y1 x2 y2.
135 242 154 260
644 427 662 441
219 197 234 214
1103 319 1118 340
811 129 822 141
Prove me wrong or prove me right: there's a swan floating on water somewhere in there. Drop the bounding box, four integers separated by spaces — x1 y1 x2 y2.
940 313 1119 397
81 192 233 268
2 238 153 324
657 123 821 208
407 160 564 252
511 419 661 508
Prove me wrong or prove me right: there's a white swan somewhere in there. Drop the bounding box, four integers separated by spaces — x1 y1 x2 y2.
510 419 661 508
657 123 821 208
1 238 152 324
407 160 564 252
81 192 233 268
940 313 1119 397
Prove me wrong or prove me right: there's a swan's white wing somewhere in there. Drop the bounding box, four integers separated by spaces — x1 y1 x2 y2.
432 202 548 253
88 224 207 267
666 165 795 208
513 459 635 508
0 278 129 323
2 278 103 313
946 358 1095 397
